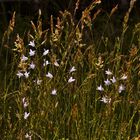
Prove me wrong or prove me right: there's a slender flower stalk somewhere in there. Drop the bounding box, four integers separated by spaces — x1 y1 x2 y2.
29 62 35 69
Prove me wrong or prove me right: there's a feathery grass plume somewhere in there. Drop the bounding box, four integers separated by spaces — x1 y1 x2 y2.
2 12 16 46
123 0 136 30
30 9 48 48
110 4 118 17
74 0 80 17
13 34 25 53
81 0 101 30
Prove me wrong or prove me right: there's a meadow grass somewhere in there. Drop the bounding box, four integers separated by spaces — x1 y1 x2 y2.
0 0 140 139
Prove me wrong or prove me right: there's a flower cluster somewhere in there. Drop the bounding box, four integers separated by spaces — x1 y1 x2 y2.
16 40 76 96
97 69 128 104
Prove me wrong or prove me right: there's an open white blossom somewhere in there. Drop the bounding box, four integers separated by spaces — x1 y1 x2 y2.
21 55 28 62
29 49 35 56
43 60 50 66
22 97 29 108
17 71 23 78
69 66 76 73
97 85 104 91
68 77 75 83
29 62 35 69
118 84 125 93
25 133 32 140
24 112 30 120
104 79 111 86
43 49 49 56
51 89 57 95
46 72 53 79
24 71 30 78
110 76 117 83
105 69 112 75
29 40 35 47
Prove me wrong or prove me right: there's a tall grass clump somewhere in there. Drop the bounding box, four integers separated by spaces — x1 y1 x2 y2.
0 0 139 139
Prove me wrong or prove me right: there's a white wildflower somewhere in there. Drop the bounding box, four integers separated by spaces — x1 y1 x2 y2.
43 49 49 56
110 76 117 83
69 66 76 73
22 97 29 108
23 102 29 108
43 60 50 66
17 71 23 78
46 72 53 79
21 55 28 62
118 84 125 93
68 77 75 83
29 49 35 56
51 89 57 95
104 79 111 86
97 85 104 91
29 40 35 47
24 112 30 119
25 133 32 140
105 69 112 75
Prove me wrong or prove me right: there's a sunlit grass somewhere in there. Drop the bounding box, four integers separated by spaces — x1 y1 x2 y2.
0 0 139 139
